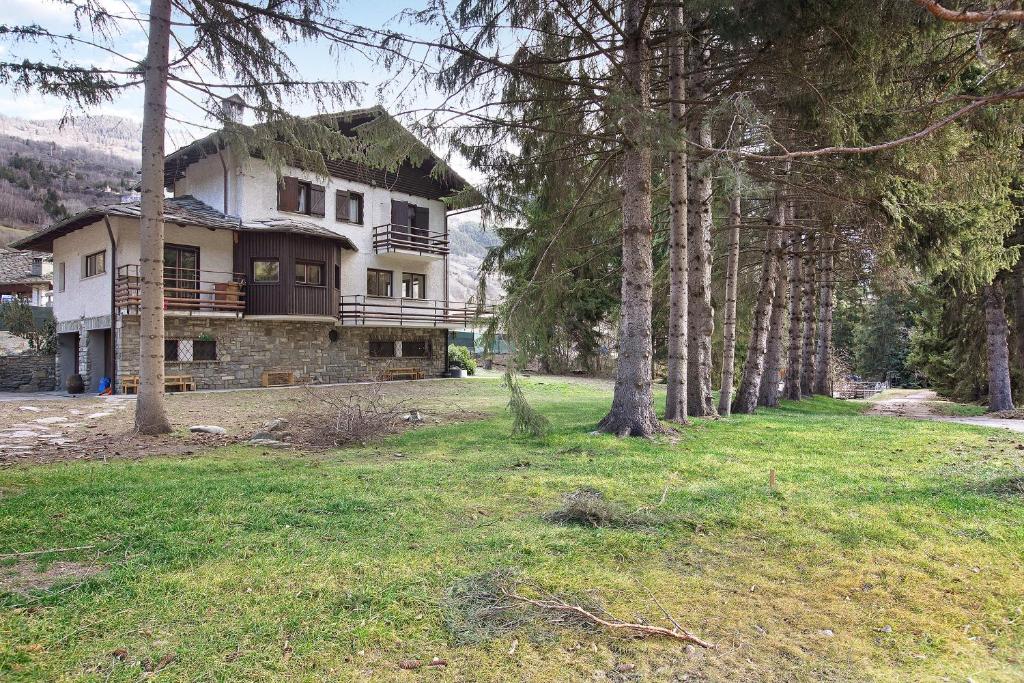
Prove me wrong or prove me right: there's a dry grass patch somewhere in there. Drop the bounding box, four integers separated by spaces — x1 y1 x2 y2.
0 559 102 597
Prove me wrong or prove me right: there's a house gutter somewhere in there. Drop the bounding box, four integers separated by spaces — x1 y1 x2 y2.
103 215 118 389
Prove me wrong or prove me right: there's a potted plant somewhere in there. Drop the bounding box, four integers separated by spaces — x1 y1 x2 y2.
447 344 476 378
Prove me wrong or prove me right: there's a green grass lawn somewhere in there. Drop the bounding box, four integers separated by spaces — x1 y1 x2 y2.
2 378 1023 681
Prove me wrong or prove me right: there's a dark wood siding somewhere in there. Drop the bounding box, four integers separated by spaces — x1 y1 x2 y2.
235 233 340 316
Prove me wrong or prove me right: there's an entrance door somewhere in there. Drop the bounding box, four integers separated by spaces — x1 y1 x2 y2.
164 244 199 305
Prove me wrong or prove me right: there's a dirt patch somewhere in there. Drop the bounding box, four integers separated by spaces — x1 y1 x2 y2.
0 380 500 466
0 559 102 596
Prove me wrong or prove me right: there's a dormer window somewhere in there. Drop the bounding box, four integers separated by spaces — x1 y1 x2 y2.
278 176 325 217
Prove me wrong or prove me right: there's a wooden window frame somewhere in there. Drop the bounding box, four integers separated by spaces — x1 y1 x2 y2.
335 190 364 224
83 250 105 278
295 260 325 287
252 258 280 284
402 272 426 299
367 268 393 298
278 175 325 217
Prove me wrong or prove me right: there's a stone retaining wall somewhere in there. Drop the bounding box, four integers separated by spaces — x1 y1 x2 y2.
116 316 447 391
0 353 57 392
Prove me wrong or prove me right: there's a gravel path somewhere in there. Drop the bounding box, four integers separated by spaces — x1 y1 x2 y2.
867 389 1024 433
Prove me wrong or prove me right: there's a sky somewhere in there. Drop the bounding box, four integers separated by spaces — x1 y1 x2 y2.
0 0 482 180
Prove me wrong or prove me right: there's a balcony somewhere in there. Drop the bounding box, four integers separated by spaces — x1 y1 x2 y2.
115 264 246 314
372 224 449 257
339 295 494 328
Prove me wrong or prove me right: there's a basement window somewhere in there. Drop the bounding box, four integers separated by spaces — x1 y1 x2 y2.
369 340 395 358
402 340 428 358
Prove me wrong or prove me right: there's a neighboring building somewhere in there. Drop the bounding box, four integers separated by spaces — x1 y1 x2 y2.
13 107 490 393
0 246 52 306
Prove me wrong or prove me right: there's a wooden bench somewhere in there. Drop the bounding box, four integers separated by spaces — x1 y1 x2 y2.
121 374 196 394
382 367 424 381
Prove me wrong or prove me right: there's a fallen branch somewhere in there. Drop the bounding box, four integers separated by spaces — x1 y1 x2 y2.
506 591 714 648
0 544 96 559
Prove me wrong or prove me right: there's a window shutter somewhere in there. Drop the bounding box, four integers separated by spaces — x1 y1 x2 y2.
414 206 430 232
391 200 409 227
310 184 326 217
278 176 299 212
335 190 350 221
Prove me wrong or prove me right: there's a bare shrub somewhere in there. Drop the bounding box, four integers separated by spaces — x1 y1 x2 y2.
546 487 688 530
291 379 410 447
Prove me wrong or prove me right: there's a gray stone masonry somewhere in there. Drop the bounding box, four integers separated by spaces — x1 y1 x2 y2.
115 315 447 391
0 353 56 392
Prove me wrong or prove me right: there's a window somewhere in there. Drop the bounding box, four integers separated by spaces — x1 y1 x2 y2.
31 257 42 277
336 190 364 224
296 261 324 286
278 176 325 217
57 262 65 292
367 268 393 297
402 272 426 299
164 339 179 362
193 339 217 361
164 244 199 300
369 340 395 358
252 259 279 283
402 340 428 358
84 250 105 278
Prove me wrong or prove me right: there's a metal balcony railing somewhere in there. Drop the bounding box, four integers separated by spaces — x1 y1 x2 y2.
339 295 494 327
372 223 449 256
115 264 246 313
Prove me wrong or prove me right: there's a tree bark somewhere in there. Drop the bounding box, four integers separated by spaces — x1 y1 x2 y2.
732 199 783 415
664 4 688 423
134 0 173 435
685 28 716 418
597 0 660 437
985 281 1014 412
813 235 835 396
717 185 741 416
799 234 818 396
759 237 788 408
784 227 804 401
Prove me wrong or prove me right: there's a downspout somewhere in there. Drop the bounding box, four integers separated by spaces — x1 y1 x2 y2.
103 215 118 390
217 147 229 214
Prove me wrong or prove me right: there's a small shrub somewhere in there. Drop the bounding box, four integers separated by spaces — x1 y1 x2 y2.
546 488 618 527
448 344 477 375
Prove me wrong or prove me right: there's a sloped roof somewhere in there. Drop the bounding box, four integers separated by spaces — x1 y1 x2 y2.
10 196 358 252
163 107 475 203
0 247 50 286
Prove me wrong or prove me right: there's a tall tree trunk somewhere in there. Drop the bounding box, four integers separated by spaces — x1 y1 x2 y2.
135 0 173 435
685 28 716 417
664 4 688 423
598 0 660 437
985 281 1014 412
732 198 783 415
759 238 788 408
813 235 835 396
784 227 804 401
718 184 741 416
799 234 817 396
1013 257 1024 368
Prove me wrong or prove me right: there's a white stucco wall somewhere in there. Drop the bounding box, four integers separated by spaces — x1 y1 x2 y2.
237 160 448 302
51 215 238 323
171 150 242 217
52 221 114 323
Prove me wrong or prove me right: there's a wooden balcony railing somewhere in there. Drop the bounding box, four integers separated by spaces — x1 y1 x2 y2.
339 295 494 327
115 264 246 313
372 224 449 257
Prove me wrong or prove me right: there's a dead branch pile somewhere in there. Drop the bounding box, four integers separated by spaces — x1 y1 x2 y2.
290 381 410 447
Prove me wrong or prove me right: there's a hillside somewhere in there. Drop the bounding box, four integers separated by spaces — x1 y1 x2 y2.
0 115 141 229
447 215 502 302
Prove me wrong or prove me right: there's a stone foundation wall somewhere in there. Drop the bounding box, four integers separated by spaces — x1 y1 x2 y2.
115 315 447 391
0 353 56 392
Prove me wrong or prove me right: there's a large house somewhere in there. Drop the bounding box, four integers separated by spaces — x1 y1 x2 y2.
13 107 489 393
